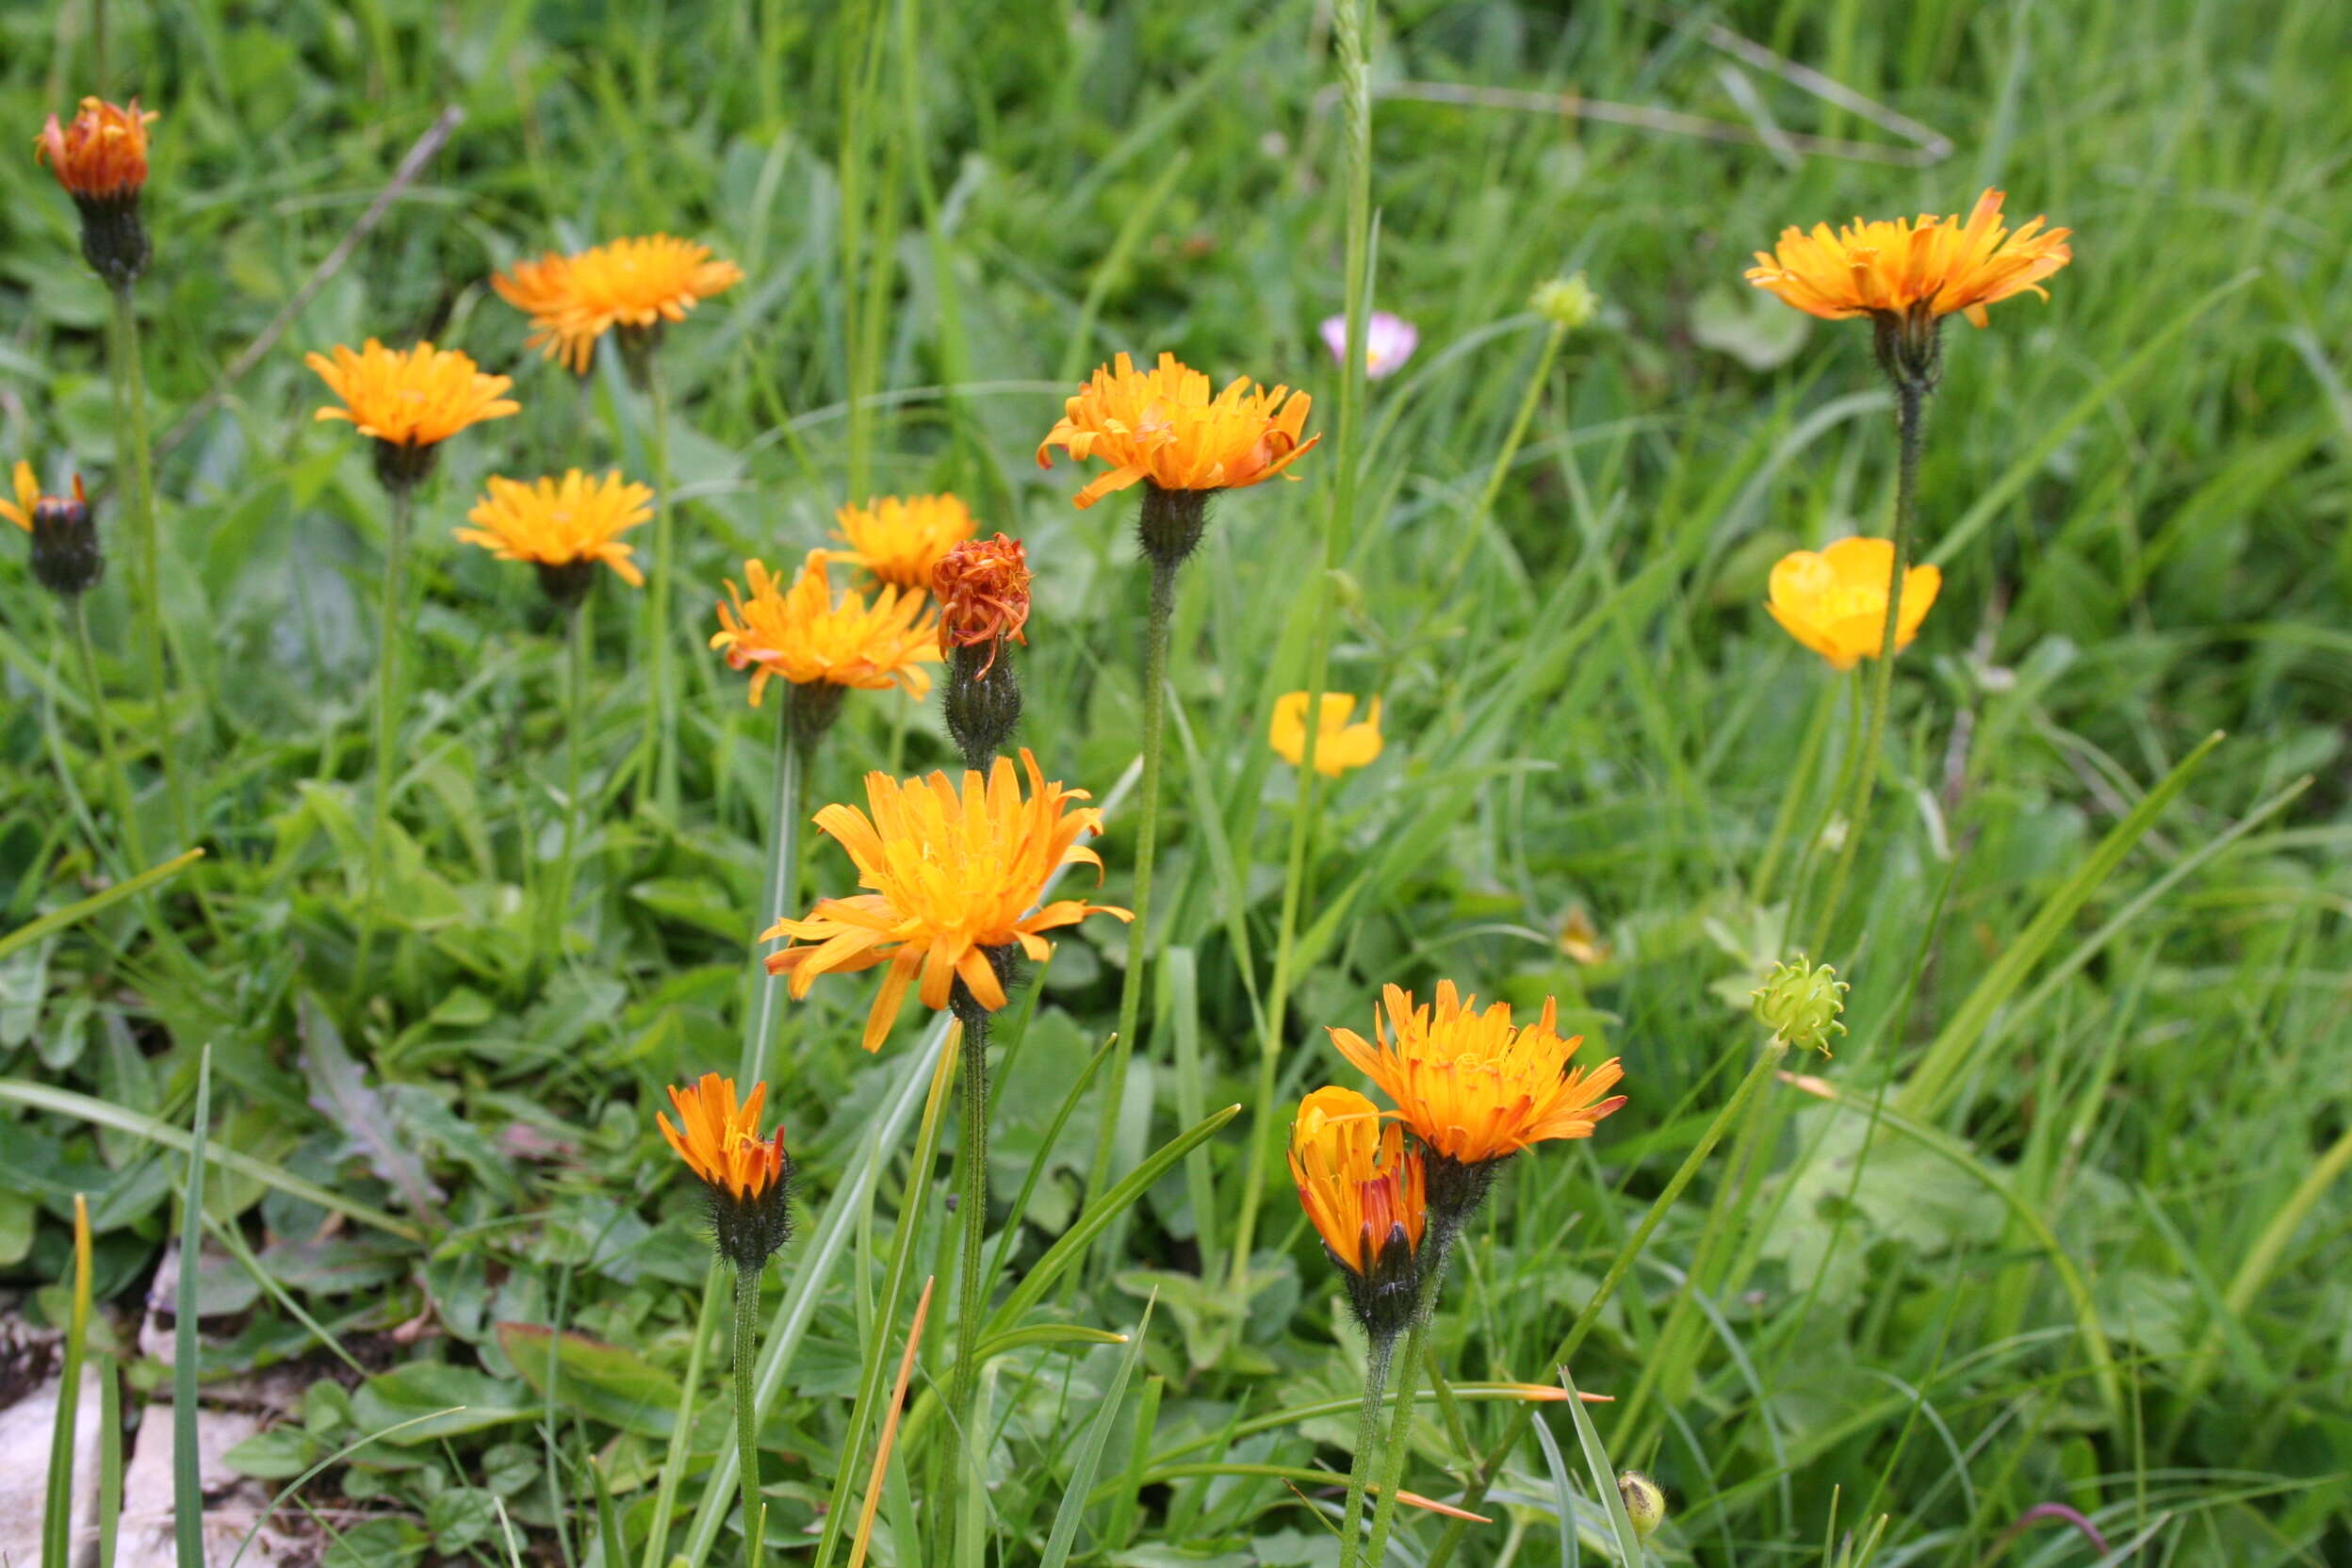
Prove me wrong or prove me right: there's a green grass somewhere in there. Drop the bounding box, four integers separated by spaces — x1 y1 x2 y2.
4 1 2350 1565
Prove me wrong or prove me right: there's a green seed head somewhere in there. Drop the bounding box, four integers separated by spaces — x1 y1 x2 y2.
1531 273 1600 330
1751 956 1849 1054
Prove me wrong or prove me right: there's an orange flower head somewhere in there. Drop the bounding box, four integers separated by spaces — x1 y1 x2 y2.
709 547 939 708
1289 1086 1426 1338
305 339 520 480
658 1072 792 1268
1745 188 2072 330
4 461 102 598
1036 351 1319 509
761 749 1133 1052
1329 981 1626 1171
933 532 1031 666
1765 537 1941 671
455 470 654 603
1269 691 1383 776
835 494 978 590
35 97 156 202
495 236 743 374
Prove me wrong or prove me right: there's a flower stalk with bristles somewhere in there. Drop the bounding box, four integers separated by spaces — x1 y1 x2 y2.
1746 189 2072 948
307 339 518 987
659 1074 792 1568
1037 350 1317 1233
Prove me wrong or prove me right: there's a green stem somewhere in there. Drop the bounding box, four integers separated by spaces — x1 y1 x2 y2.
1783 671 1866 952
646 360 681 819
68 595 145 873
1418 1041 1791 1568
1433 318 1567 611
546 599 590 973
1750 669 1838 912
950 991 991 1469
1357 1305 1434 1568
735 703 808 1088
1335 1333 1396 1568
1087 551 1177 1217
107 281 183 844
640 1266 723 1568
354 480 416 990
733 1261 767 1568
1805 379 1924 954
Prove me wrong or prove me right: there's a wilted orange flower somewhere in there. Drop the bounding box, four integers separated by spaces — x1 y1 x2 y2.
1765 537 1941 671
1268 691 1383 776
495 236 743 373
455 470 653 586
1289 1086 1427 1279
35 97 156 200
306 339 519 450
1745 188 2072 329
933 532 1031 667
1037 351 1318 509
1330 982 1626 1168
762 749 1132 1052
710 548 938 707
658 1073 787 1202
835 494 977 589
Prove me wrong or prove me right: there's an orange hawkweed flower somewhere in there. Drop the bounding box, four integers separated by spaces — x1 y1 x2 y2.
762 749 1132 1052
1289 1086 1426 1338
35 96 156 201
709 548 938 708
4 461 102 598
1036 351 1318 510
1268 692 1383 776
1765 537 1941 671
1329 982 1626 1172
306 340 519 485
835 494 978 590
455 470 653 601
1745 188 2072 330
495 236 743 374
933 532 1031 665
658 1072 792 1267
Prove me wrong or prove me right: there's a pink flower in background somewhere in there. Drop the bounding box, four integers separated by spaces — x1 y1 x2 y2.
1320 311 1418 379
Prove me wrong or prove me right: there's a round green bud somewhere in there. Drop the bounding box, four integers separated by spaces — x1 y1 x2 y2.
1751 956 1849 1054
1618 1470 1665 1540
1531 273 1600 330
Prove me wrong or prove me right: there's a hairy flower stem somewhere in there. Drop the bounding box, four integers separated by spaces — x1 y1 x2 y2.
645 359 682 818
949 983 994 1476
545 600 591 972
1086 546 1178 1220
1806 373 1927 955
734 693 827 1088
1419 1040 1790 1568
1356 1293 1436 1568
1335 1331 1397 1568
354 481 416 991
107 282 183 842
733 1259 768 1568
69 596 145 873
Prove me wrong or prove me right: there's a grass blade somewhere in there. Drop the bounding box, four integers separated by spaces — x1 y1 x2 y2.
1038 1298 1155 1568
1559 1365 1646 1566
0 848 204 962
41 1194 93 1568
174 1046 212 1568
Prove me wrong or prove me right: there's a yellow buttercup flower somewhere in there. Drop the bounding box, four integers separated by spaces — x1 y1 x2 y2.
1329 981 1626 1168
659 1073 788 1202
495 235 743 373
709 548 939 708
1765 537 1941 671
306 339 520 452
456 470 653 588
762 749 1132 1053
1269 691 1383 776
834 494 978 590
1037 351 1318 509
1745 188 2072 330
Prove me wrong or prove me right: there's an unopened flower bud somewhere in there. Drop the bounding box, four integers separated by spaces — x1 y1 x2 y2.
1531 273 1599 331
1751 956 1848 1054
4 464 104 599
36 97 158 288
1618 1470 1665 1540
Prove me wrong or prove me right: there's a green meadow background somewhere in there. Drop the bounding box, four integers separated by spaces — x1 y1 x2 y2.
2 0 2348 1564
